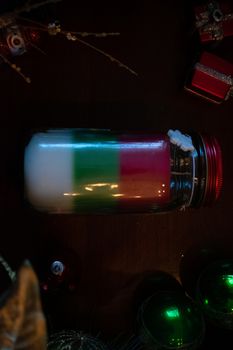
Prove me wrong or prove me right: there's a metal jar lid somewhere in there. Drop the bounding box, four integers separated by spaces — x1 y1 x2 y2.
191 133 223 207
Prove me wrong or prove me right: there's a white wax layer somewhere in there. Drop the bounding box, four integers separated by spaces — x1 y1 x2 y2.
24 131 73 212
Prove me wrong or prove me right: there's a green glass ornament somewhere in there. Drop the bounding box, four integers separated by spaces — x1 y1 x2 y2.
196 259 233 330
133 271 183 316
135 272 205 350
179 239 233 298
137 291 205 350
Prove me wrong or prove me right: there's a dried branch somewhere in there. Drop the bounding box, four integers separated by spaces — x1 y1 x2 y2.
25 0 32 7
0 15 14 29
0 0 62 28
65 32 138 76
16 15 47 30
19 17 121 37
67 31 120 38
17 17 138 75
14 0 62 15
28 40 47 55
0 54 31 83
0 255 16 282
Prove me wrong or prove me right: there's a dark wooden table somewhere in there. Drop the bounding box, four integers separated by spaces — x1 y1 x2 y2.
1 0 233 345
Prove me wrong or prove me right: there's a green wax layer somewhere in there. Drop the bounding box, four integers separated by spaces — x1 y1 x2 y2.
72 131 119 213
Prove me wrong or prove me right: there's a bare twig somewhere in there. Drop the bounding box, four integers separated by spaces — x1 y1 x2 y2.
0 0 62 28
17 17 138 75
0 15 14 29
0 54 31 83
67 31 120 38
16 16 46 28
14 0 62 15
29 40 47 55
25 0 32 6
16 13 138 76
65 33 138 76
18 17 121 37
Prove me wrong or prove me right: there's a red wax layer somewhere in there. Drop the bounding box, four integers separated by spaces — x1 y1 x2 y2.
119 135 171 211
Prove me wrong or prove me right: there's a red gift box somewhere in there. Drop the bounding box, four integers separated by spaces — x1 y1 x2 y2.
185 51 233 103
195 1 233 42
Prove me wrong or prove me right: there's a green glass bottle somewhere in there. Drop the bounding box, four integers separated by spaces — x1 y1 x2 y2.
135 272 205 350
179 241 233 348
134 271 183 310
180 240 233 299
196 259 233 330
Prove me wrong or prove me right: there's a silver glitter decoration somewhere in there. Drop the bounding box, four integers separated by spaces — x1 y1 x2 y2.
196 1 233 40
0 255 16 282
47 330 108 350
50 260 65 276
195 62 233 86
201 22 224 40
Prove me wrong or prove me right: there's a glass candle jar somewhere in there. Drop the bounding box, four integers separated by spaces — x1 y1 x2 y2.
24 129 222 214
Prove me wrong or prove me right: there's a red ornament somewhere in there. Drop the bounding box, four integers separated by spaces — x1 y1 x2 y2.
0 24 40 57
195 1 233 42
30 245 82 295
39 256 79 293
185 51 233 104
